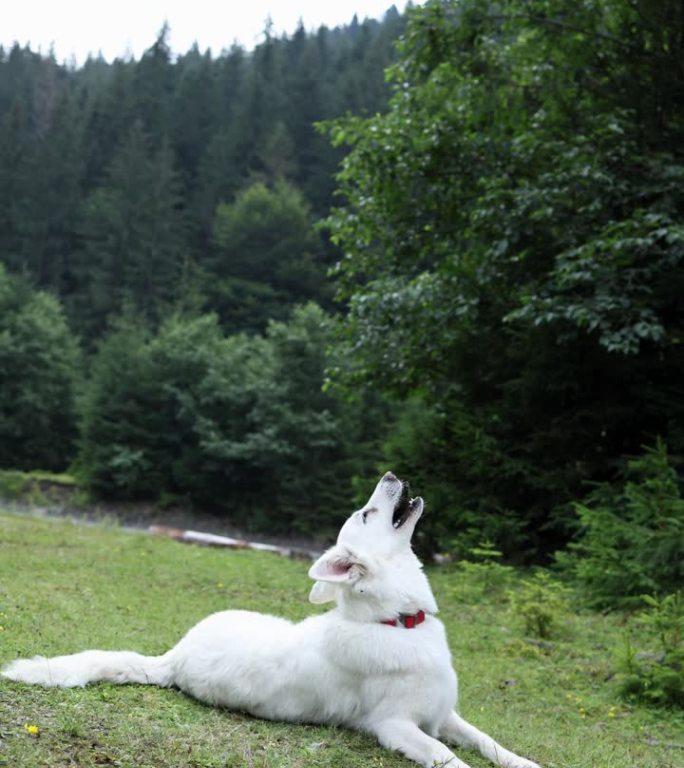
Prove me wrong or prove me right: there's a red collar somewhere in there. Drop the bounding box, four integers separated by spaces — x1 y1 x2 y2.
381 610 426 629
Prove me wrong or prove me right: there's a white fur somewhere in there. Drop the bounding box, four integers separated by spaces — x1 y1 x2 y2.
2 473 541 768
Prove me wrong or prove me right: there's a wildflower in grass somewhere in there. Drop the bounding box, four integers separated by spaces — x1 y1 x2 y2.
24 724 39 735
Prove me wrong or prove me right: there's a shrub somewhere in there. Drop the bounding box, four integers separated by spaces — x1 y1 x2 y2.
378 395 534 561
78 305 359 536
618 592 684 708
78 315 163 498
451 543 516 604
508 570 571 639
190 303 360 534
561 441 684 608
0 469 77 506
0 265 80 471
378 397 460 557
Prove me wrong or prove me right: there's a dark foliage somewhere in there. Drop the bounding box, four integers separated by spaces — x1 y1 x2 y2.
325 0 684 560
0 12 405 340
560 442 684 608
0 265 80 470
79 305 366 537
1 2 683 578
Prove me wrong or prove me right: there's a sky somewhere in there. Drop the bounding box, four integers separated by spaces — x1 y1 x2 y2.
1 1 409 64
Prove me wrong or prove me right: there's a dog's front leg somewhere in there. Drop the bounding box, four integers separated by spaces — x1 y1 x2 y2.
440 712 541 768
371 717 471 768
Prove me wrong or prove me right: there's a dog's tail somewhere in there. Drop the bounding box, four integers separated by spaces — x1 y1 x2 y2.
1 649 176 689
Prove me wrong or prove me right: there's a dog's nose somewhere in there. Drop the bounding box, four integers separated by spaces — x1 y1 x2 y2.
382 471 397 483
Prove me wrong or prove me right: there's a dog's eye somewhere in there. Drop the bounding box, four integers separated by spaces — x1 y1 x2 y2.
360 507 377 524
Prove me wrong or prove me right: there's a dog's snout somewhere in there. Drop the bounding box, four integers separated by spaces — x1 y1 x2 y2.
382 471 398 483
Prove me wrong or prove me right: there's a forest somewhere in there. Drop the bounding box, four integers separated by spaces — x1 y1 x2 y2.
0 0 682 613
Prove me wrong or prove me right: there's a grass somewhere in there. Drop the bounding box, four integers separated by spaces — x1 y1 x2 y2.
0 513 682 768
0 470 78 509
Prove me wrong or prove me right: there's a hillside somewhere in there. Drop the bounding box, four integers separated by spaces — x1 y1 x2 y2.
0 513 682 767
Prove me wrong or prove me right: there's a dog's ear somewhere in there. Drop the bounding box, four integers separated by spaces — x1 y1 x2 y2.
308 580 337 604
308 546 365 584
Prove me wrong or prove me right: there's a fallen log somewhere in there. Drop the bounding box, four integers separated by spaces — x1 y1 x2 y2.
148 525 320 561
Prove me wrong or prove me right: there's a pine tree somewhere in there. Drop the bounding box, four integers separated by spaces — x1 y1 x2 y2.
77 122 187 338
209 180 326 331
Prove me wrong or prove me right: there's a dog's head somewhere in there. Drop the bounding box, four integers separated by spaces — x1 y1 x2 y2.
307 472 438 619
331 470 424 553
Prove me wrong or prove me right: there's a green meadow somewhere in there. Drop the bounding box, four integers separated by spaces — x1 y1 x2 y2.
0 513 681 768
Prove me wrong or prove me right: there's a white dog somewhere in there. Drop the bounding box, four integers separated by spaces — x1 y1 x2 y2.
2 472 540 768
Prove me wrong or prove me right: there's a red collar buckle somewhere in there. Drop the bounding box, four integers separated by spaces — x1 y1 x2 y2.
381 610 426 629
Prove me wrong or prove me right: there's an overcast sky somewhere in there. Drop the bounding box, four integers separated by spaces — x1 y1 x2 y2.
1 1 410 64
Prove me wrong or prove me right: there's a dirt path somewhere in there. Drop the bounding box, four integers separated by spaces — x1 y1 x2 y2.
2 498 327 560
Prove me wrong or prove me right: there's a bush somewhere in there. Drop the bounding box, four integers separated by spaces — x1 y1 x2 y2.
560 441 684 608
508 570 571 640
618 592 684 708
249 304 359 533
209 181 326 332
454 544 516 605
78 314 166 498
79 305 360 536
187 303 362 534
0 265 80 471
0 469 77 506
79 312 247 501
377 396 460 557
378 396 532 561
